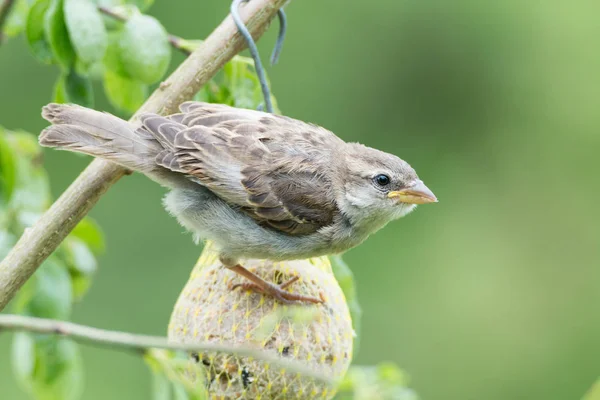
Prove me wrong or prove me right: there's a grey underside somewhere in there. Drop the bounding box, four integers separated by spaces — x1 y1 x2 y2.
163 187 364 262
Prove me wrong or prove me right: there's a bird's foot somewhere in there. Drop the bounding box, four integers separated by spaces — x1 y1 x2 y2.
232 276 323 304
227 264 323 305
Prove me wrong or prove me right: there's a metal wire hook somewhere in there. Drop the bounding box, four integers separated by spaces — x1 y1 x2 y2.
231 0 287 113
271 9 287 66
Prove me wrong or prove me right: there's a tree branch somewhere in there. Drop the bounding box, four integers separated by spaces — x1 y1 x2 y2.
0 314 334 384
0 0 16 44
0 0 289 311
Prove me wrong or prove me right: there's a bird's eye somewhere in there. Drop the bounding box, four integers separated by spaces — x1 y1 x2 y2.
374 174 391 187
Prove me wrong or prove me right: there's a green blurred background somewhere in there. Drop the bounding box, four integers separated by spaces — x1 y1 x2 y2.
1 0 599 399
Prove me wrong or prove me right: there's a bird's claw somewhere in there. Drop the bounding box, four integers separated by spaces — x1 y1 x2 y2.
232 276 323 305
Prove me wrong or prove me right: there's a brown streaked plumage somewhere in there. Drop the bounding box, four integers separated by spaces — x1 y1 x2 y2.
40 102 437 304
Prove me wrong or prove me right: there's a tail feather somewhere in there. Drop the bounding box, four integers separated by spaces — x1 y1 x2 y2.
39 103 161 172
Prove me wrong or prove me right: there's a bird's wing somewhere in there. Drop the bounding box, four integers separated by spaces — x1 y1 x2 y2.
139 102 342 235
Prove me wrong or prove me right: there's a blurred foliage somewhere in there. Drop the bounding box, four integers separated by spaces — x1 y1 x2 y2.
584 380 600 400
195 53 279 113
2 0 167 112
12 333 84 400
2 0 35 39
336 363 417 400
145 350 206 400
63 0 107 66
0 126 103 400
118 13 170 84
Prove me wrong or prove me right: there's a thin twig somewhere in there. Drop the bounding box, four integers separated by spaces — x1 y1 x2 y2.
97 5 126 22
98 5 192 56
0 314 335 384
0 0 16 44
0 0 290 311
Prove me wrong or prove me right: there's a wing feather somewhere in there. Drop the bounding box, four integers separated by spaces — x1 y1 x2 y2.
142 102 342 235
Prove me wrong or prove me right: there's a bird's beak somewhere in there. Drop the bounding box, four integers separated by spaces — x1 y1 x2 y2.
388 180 438 204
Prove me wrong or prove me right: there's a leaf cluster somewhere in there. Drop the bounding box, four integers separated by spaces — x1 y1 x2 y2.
336 363 418 400
0 126 104 400
3 0 169 113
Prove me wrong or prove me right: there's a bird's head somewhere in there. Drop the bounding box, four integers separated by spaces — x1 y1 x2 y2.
335 143 437 231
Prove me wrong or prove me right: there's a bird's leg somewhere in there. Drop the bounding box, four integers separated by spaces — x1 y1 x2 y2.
229 265 322 304
232 275 300 294
220 258 323 304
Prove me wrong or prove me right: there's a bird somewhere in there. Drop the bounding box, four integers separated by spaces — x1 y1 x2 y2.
39 101 437 304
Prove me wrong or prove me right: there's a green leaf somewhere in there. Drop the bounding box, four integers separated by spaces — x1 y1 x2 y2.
58 224 100 300
254 306 319 342
103 31 128 76
194 80 230 105
335 363 417 400
103 69 147 113
175 38 200 55
75 57 103 78
71 217 105 254
6 129 42 160
70 273 93 300
12 333 36 387
118 13 170 84
26 0 54 64
3 0 35 38
64 0 107 65
0 128 17 204
15 258 73 319
376 362 409 386
196 56 279 112
53 74 68 103
53 69 94 107
330 254 362 358
63 237 97 275
11 167 50 217
44 0 76 69
0 129 50 224
172 382 190 400
151 370 172 400
223 59 263 109
12 334 84 400
5 131 51 215
583 379 600 400
145 350 207 400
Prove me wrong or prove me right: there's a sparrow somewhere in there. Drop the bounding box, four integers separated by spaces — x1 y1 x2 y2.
39 102 437 304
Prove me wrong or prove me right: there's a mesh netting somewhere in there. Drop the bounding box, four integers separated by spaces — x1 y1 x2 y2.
168 242 353 399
